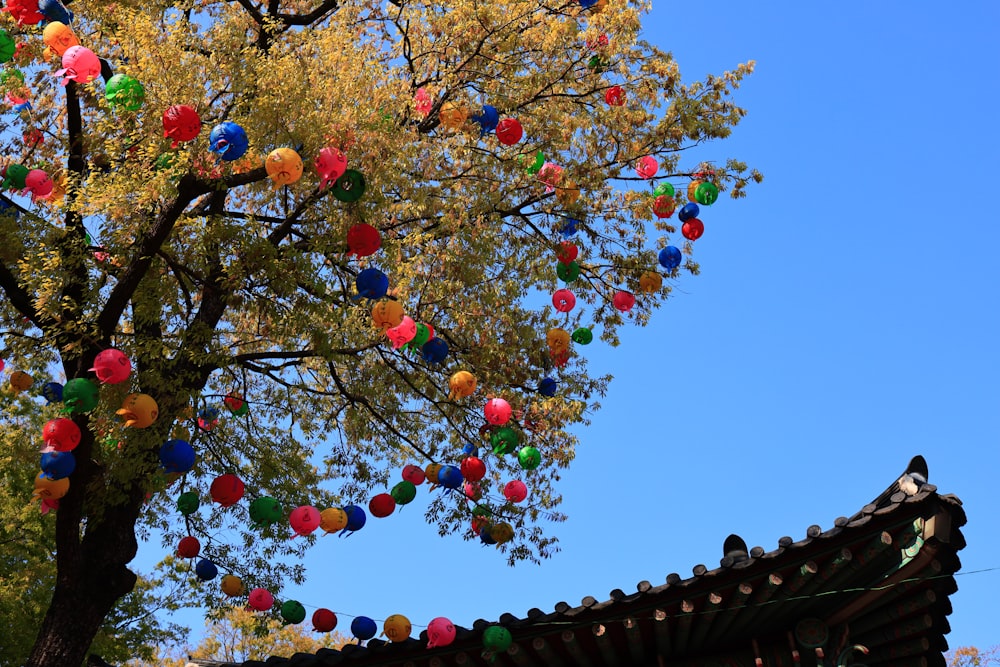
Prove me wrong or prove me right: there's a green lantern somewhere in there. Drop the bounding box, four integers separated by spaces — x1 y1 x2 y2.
571 327 593 345
694 181 719 205
404 323 431 353
105 74 146 112
653 181 675 198
390 480 417 505
490 426 519 455
0 30 15 63
482 625 513 653
249 496 283 527
177 491 200 516
62 378 99 414
280 600 306 624
556 260 580 283
332 169 366 202
518 446 541 470
3 164 29 190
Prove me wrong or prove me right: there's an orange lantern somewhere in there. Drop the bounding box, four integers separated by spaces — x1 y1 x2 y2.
371 300 404 330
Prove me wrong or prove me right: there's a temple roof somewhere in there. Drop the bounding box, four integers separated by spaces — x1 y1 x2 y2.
205 455 965 667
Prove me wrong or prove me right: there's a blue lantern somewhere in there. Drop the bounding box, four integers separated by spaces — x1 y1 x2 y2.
420 338 449 364
351 615 378 642
159 439 196 474
678 202 700 222
437 465 463 490
479 527 497 545
356 268 389 300
40 451 75 480
39 0 73 23
471 105 499 136
342 504 367 533
195 559 218 581
658 246 682 270
208 122 249 161
538 377 558 397
42 382 64 404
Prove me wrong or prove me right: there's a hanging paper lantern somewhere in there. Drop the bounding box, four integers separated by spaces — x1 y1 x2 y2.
557 260 581 283
380 614 411 642
42 418 81 453
571 327 593 345
9 370 33 392
552 289 576 313
40 451 75 480
210 474 245 507
42 22 78 58
537 162 563 191
404 323 432 352
162 105 202 148
221 574 244 597
658 246 683 270
479 526 497 544
495 118 523 145
197 407 220 432
613 290 636 312
490 522 515 544
355 268 389 300
225 393 249 416
390 480 417 505
90 349 131 384
413 87 432 116
371 300 404 331
402 464 426 485
343 504 366 532
694 181 719 205
23 170 53 202
0 30 14 63
538 377 558 397
248 588 274 611
482 626 513 654
463 481 482 501
424 463 443 485
194 559 218 581
678 202 700 222
426 617 456 649
369 493 396 518
315 146 348 189
687 180 704 202
208 121 249 161
438 102 468 130
448 370 477 399
518 446 541 470
604 85 625 106
556 241 578 264
460 456 486 482
438 465 463 490
490 426 519 455
2 165 29 192
41 382 63 404
159 439 195 473
504 480 528 503
265 147 304 189
32 472 69 500
635 156 658 179
682 218 705 241
249 496 283 526
320 507 348 533
462 442 480 457
55 45 100 85
639 271 663 294
351 616 378 642
471 105 500 136
421 338 449 364
104 74 145 112
484 398 512 425
117 393 159 428
281 600 307 624
547 328 570 354
289 506 321 536
177 491 199 515
38 0 72 23
346 223 381 257
313 608 338 632
654 181 675 198
332 169 366 202
176 536 200 559
652 195 676 219
386 316 417 349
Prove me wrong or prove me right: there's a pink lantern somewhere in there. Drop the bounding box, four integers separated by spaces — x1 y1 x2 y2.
42 418 81 452
495 118 523 146
613 290 636 312
386 316 417 349
289 505 321 536
248 588 274 611
635 156 658 179
23 169 53 202
463 481 482 501
55 46 101 86
682 218 705 241
504 480 528 503
604 86 625 106
460 456 486 482
402 464 426 485
90 348 132 384
414 87 432 117
552 289 576 313
484 398 512 426
537 162 563 192
426 617 457 649
315 146 347 190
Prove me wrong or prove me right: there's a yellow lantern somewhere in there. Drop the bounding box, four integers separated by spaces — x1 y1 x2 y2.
265 148 304 189
220 574 244 597
438 102 468 131
448 370 477 399
546 328 570 354
371 300 404 331
116 393 159 428
320 507 348 534
556 180 580 207
383 614 412 642
9 370 33 393
32 473 70 500
490 522 515 544
424 463 443 485
639 271 663 294
687 180 703 203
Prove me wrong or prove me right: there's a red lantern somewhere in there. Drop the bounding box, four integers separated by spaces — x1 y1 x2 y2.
176 536 200 558
682 218 704 241
402 464 425 485
369 493 396 518
484 398 512 426
313 608 338 632
635 156 658 179
495 118 523 146
460 456 486 482
552 289 576 313
604 86 625 106
248 588 274 611
471 515 490 534
503 480 528 503
210 474 245 507
346 223 381 257
613 290 636 312
550 348 570 367
556 241 578 264
224 393 244 412
289 505 321 535
652 195 675 219
463 481 482 501
42 418 81 452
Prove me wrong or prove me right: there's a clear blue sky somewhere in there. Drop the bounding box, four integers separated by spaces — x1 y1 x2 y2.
143 0 1000 653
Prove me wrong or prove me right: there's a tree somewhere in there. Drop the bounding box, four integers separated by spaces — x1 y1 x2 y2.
949 646 1000 667
0 1 758 665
